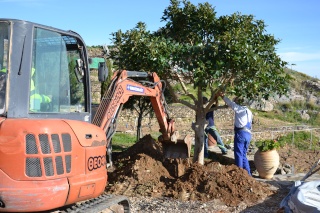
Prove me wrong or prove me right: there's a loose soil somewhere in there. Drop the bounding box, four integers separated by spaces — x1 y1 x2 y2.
105 135 320 209
278 146 320 174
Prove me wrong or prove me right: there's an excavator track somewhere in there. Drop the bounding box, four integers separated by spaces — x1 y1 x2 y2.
51 194 130 213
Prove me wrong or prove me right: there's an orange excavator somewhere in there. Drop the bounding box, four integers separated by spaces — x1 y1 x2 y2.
0 19 191 212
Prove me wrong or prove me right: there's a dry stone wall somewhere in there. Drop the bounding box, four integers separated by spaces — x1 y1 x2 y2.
90 70 101 104
116 105 233 130
114 105 316 145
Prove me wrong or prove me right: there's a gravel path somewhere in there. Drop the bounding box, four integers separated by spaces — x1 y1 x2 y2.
129 196 245 213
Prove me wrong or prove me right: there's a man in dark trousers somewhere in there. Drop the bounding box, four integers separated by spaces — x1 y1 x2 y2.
220 94 253 175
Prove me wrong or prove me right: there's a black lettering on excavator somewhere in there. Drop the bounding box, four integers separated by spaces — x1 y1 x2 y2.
87 155 106 171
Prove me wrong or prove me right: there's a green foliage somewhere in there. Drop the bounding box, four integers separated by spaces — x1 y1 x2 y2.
255 139 283 152
87 45 103 48
68 56 84 104
101 58 113 99
110 22 175 76
277 131 320 150
110 0 290 105
170 2 289 104
309 112 320 126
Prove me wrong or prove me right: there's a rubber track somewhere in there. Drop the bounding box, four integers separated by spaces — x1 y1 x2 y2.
55 194 130 213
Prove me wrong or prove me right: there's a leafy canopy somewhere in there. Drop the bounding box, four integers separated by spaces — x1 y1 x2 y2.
109 0 291 163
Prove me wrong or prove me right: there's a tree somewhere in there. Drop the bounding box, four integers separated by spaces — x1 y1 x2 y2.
110 0 291 165
130 96 153 141
109 23 171 141
100 58 113 99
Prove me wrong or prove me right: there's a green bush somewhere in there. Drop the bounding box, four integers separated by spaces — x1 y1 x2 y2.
255 139 282 152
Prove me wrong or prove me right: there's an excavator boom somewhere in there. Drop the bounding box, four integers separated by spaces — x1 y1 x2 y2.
92 70 191 159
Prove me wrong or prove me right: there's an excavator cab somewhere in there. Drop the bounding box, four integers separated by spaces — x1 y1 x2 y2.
0 19 120 212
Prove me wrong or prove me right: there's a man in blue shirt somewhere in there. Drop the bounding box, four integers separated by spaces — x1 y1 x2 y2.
203 97 228 158
220 94 253 175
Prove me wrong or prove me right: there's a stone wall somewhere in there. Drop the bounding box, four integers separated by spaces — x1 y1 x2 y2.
113 105 319 145
116 105 233 130
90 70 101 104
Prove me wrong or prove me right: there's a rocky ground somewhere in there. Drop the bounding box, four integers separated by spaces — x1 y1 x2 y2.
105 135 320 213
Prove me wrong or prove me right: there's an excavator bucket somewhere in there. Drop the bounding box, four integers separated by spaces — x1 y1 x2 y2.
160 134 192 159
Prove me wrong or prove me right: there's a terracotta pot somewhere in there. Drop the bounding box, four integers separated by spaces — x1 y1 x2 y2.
207 134 217 152
254 149 280 179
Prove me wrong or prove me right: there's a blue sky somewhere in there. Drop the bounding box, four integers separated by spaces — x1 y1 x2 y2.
1 0 319 78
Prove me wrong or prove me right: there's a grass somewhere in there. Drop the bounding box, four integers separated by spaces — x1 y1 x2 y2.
277 131 320 151
111 132 137 152
111 131 162 152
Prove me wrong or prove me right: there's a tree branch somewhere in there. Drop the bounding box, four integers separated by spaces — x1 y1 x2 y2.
164 78 197 111
175 72 197 102
177 99 196 110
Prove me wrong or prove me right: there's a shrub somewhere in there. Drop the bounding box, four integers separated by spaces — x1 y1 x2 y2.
255 139 282 152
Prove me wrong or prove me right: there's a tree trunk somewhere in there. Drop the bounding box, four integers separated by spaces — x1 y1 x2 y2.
193 111 207 165
136 113 143 141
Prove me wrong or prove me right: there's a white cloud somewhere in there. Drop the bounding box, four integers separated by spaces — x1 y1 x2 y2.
277 51 320 78
279 52 320 62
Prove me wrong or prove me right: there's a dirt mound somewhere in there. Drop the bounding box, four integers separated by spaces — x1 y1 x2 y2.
106 135 275 207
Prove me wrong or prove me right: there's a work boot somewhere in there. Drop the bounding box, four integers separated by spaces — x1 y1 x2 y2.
225 144 232 150
208 152 218 160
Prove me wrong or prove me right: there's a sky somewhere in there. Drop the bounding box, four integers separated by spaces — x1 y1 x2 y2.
1 0 320 78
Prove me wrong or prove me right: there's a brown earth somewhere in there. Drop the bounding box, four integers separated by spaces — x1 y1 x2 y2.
278 146 320 174
105 135 320 210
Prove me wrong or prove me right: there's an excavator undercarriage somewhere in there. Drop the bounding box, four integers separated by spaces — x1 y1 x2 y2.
51 194 130 213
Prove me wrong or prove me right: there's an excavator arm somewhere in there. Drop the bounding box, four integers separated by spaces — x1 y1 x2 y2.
92 70 191 161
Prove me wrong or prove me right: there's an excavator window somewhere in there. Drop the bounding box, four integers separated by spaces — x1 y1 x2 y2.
0 22 8 115
29 27 86 113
